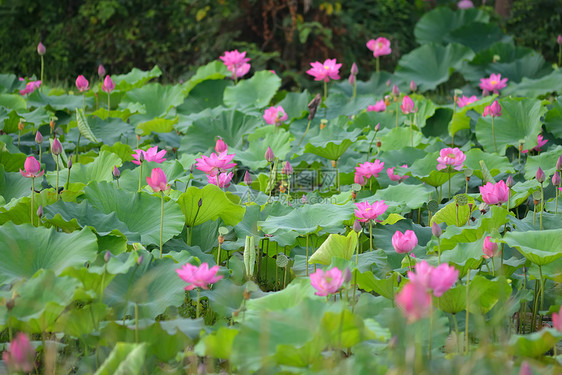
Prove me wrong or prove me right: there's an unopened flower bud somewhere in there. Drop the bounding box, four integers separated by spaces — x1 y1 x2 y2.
343 268 352 283
35 131 43 144
51 138 63 155
432 222 442 238
98 64 106 78
410 80 417 92
67 158 72 169
385 79 391 87
136 255 143 265
104 251 111 263
392 84 400 97
18 120 24 131
376 140 381 148
37 42 46 56
552 171 561 186
348 74 356 86
558 35 562 45
301 194 307 204
215 138 227 153
113 166 120 179
243 290 251 300
535 167 545 183
506 175 514 188
198 198 203 207
331 160 336 168
218 235 225 244
353 219 362 233
350 62 358 76
374 123 380 132
50 119 55 130
37 205 43 218
556 155 562 171
282 161 293 175
308 93 322 121
265 146 275 163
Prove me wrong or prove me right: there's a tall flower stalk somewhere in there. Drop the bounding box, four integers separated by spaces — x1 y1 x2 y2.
147 168 169 258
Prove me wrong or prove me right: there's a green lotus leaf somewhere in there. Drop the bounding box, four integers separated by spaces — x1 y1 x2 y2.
509 329 562 358
430 196 476 227
449 95 497 137
414 7 489 45
113 65 162 91
233 126 292 170
379 126 423 152
445 22 508 53
181 60 230 96
224 71 281 109
27 90 86 111
46 150 122 186
523 145 562 180
309 232 358 265
502 229 562 266
0 93 26 111
502 69 562 98
200 327 239 360
177 184 245 227
276 91 310 120
408 151 457 187
439 238 484 278
544 97 562 138
325 94 375 119
0 165 31 204
120 83 185 126
355 272 398 300
437 285 466 314
94 342 147 375
373 183 434 212
177 79 230 115
0 222 97 285
475 98 547 155
463 148 515 180
468 275 511 314
303 125 363 160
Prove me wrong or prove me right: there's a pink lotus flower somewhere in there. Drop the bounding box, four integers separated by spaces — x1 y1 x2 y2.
387 165 409 183
176 262 223 291
408 261 459 297
354 200 388 223
132 146 166 165
456 95 478 108
215 138 227 153
265 146 275 163
400 95 415 114
282 161 293 176
521 134 548 154
102 75 115 93
553 306 562 331
457 0 474 8
367 100 386 112
230 63 251 80
392 230 418 254
98 64 106 78
483 236 499 258
395 281 432 323
436 147 466 171
479 73 508 94
355 160 385 179
2 332 34 373
479 180 509 205
146 167 168 192
558 35 562 45
51 138 63 155
207 172 233 188
407 260 433 288
306 59 342 82
354 173 365 186
309 267 344 296
483 100 502 117
366 37 392 58
20 156 44 178
75 75 90 92
37 42 46 56
195 151 236 177
220 50 250 72
263 106 288 126
19 80 41 95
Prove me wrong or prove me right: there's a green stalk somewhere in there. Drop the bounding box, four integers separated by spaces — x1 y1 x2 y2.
65 160 71 190
428 298 433 359
453 313 460 353
539 182 544 230
297 119 312 146
539 265 544 312
448 169 452 201
138 161 143 192
196 288 201 319
437 237 441 264
30 178 35 226
410 114 413 147
216 240 221 266
465 271 471 354
134 303 139 343
75 133 81 163
492 117 497 153
56 155 59 201
532 280 539 332
369 220 373 252
159 192 164 259
395 101 399 128
306 234 309 276
376 57 380 73
107 93 111 117
323 81 328 103
40 55 44 92
38 144 42 164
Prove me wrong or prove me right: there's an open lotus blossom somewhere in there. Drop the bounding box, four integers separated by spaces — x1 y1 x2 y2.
367 100 386 112
146 167 168 192
20 156 44 178
436 147 466 171
354 173 365 185
101 75 115 92
483 236 499 258
354 200 388 222
521 134 548 153
479 73 508 94
306 59 342 82
220 50 251 79
195 150 236 177
2 332 34 373
408 260 459 297
483 100 502 117
75 75 89 92
176 262 223 291
392 230 418 254
355 160 385 179
309 267 344 296
457 0 474 8
479 180 509 205
553 306 562 331
230 62 251 80
366 37 392 58
387 165 409 182
215 138 228 153
207 172 233 188
400 95 415 114
395 281 432 323
263 106 288 126
132 146 166 165
19 80 41 96
456 95 478 108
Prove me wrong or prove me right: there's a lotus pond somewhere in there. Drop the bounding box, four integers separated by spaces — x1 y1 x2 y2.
1 6 562 375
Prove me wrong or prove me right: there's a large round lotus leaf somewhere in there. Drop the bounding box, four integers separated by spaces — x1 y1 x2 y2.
475 98 547 155
523 146 562 180
0 93 26 111
0 222 98 285
81 181 185 246
414 7 489 45
408 151 457 188
544 97 562 138
373 183 433 212
177 184 245 227
379 126 423 152
439 238 485 278
0 139 27 172
177 79 230 115
502 229 562 266
395 43 475 92
118 159 186 192
350 109 406 132
463 148 515 180
445 22 508 53
27 91 86 111
325 94 375 120
308 232 358 265
0 164 31 204
112 65 162 91
46 150 122 187
93 342 147 375
103 252 187 319
181 60 230 96
179 108 261 154
276 91 310 120
509 329 562 358
430 196 476 227
449 95 496 137
332 71 398 98
85 117 135 146
303 125 363 160
224 71 281 110
233 126 292 170
486 53 548 84
502 70 562 98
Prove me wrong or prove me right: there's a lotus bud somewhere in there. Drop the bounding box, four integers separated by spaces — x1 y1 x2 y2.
506 175 514 188
98 64 106 78
35 131 43 144
558 35 562 45
374 123 380 132
353 219 362 233
392 84 400 97
50 119 55 131
556 155 562 171
104 251 111 263
384 95 391 106
18 120 24 131
198 198 203 207
535 167 545 183
242 171 252 186
113 166 120 179
51 138 63 156
308 93 322 121
552 171 561 186
37 42 46 56
67 158 72 169
385 79 391 87
432 222 442 238
265 146 275 163
301 194 307 204
410 80 417 92
350 62 358 76
343 268 352 283
519 361 532 375
37 205 43 218
282 161 293 175
136 255 143 265
215 138 227 153
348 74 356 86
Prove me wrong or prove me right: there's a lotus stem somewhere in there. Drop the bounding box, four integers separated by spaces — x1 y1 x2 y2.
134 303 139 343
30 178 35 226
297 119 312 146
369 220 373 252
437 237 441 265
323 81 328 103
196 288 200 319
539 182 544 230
453 313 460 353
40 55 44 92
532 280 539 332
306 234 309 276
75 133 81 163
395 101 399 128
56 155 59 201
38 144 42 164
539 265 544 311
107 93 111 117
492 117 497 153
465 271 470 354
376 57 380 73
410 114 413 147
138 161 143 192
159 191 164 259
216 240 221 266
65 159 71 190
428 298 433 359
448 170 452 201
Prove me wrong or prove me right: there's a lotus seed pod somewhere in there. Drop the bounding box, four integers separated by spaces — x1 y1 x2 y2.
276 252 289 268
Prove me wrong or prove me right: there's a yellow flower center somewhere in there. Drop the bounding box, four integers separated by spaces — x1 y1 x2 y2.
365 207 371 211
490 80 497 85
448 153 456 158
